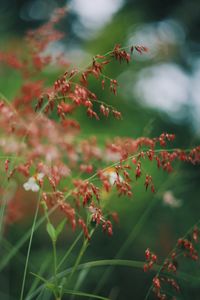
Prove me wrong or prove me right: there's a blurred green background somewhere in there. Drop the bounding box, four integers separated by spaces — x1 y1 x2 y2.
0 0 200 299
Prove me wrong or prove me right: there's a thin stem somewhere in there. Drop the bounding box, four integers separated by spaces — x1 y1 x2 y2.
68 229 95 284
67 229 95 300
52 240 61 300
53 241 58 286
20 193 41 300
63 289 109 300
57 232 83 271
68 238 89 282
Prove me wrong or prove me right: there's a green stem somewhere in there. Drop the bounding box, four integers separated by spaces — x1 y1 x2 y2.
20 193 41 300
53 241 58 287
53 241 62 300
69 238 89 282
57 232 83 271
67 228 95 294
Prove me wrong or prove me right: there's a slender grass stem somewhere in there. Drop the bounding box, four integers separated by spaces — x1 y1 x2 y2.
68 238 89 282
53 242 57 280
20 193 41 300
57 232 83 271
52 240 59 299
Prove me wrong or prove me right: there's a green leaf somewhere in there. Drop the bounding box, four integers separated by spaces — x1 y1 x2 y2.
56 219 66 238
30 272 48 284
63 289 109 300
46 223 56 242
46 283 55 292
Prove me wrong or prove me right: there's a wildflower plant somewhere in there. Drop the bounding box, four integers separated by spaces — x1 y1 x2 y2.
0 6 200 300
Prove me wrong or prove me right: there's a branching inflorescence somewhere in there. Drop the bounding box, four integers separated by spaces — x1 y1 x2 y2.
144 225 200 300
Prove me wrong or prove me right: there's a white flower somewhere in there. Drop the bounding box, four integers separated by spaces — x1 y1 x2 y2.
163 191 182 208
23 173 44 192
37 173 45 180
104 167 123 186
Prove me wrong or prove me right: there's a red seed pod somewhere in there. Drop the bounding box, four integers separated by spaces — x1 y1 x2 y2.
85 100 93 108
151 254 157 262
135 162 141 179
178 238 184 247
5 159 10 172
69 69 78 78
112 110 122 120
78 218 90 240
168 262 177 273
171 251 177 259
143 263 149 272
145 248 151 260
125 53 131 63
166 133 175 141
112 79 118 85
83 192 92 206
144 175 152 190
191 253 198 261
147 149 154 161
127 190 133 197
81 72 87 84
110 212 119 223
132 157 137 164
101 79 105 90
167 278 180 292
148 260 154 269
48 177 56 191
100 104 106 115
130 46 134 53
153 277 161 290
107 225 113 236
80 164 93 174
193 227 199 242
105 107 109 117
151 185 155 193
54 79 60 90
87 108 94 118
